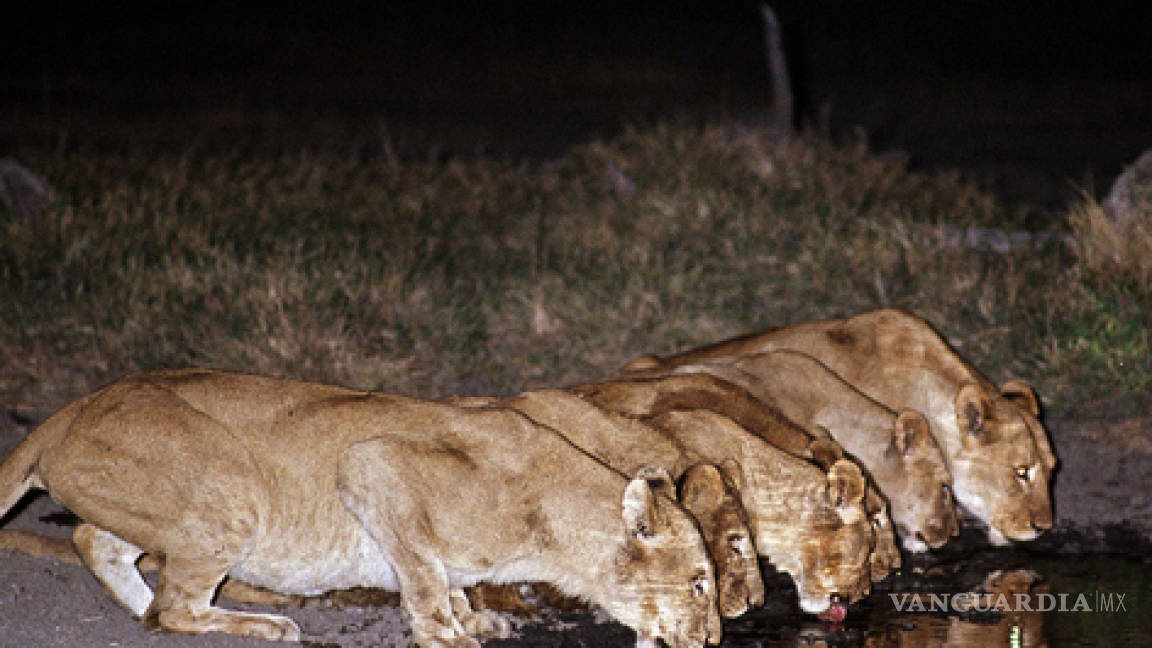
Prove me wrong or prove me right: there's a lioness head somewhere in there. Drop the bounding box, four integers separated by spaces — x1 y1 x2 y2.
885 410 959 551
951 381 1056 545
612 468 724 648
807 438 900 583
789 458 873 618
862 490 900 583
679 462 765 618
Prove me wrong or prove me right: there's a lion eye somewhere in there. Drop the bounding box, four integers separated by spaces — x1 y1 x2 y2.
691 571 709 596
727 534 745 553
1015 465 1030 481
941 484 952 497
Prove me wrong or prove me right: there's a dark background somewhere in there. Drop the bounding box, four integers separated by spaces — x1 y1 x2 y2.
4 1 1152 210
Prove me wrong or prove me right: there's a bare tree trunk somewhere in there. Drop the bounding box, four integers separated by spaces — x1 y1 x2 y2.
761 5 794 135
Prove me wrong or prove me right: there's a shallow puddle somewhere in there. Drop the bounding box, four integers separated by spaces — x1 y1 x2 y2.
717 550 1152 648
486 544 1152 648
6 483 1150 647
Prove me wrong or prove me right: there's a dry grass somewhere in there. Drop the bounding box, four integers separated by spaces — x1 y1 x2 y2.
1067 193 1152 290
1 121 1147 419
1055 192 1152 411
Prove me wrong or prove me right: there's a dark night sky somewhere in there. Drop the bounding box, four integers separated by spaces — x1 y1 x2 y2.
6 3 1148 86
4 1 1151 205
8 2 1149 83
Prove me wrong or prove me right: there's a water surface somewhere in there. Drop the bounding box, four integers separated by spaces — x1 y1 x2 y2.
714 551 1152 648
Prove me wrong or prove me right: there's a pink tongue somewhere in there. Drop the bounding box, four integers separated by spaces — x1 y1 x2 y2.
817 601 847 623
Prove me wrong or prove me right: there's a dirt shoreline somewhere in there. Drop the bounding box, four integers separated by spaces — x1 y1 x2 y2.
2 413 1150 647
1029 417 1152 555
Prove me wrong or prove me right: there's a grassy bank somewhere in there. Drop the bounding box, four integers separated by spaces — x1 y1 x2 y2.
1 122 1147 419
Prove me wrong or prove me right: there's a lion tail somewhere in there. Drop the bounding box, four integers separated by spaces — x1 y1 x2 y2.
0 529 82 564
0 396 86 519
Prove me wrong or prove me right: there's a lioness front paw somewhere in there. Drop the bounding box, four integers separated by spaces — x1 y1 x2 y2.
460 609 512 639
235 614 301 642
422 635 481 648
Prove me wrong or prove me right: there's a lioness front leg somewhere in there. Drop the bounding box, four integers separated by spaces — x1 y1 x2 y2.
450 588 512 639
143 554 300 642
339 438 478 648
378 543 477 648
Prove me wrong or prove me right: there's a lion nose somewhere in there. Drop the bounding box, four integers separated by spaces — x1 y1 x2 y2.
920 530 946 550
748 583 766 608
926 517 959 544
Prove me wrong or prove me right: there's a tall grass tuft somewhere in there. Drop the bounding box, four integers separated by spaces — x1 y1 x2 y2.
1067 193 1152 290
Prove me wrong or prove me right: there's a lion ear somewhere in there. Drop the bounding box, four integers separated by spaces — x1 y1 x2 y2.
807 437 843 470
864 485 886 516
825 459 866 510
892 409 931 457
634 465 677 501
621 354 664 373
678 464 727 517
1000 380 1040 417
955 382 994 445
623 474 664 541
808 424 834 441
717 457 745 493
1001 381 1057 471
624 467 677 540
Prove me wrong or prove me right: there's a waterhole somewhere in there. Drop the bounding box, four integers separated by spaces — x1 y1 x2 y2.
494 539 1152 648
721 550 1152 648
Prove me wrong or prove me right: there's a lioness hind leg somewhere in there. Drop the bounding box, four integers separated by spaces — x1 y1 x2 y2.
72 523 152 616
143 554 300 642
450 588 512 639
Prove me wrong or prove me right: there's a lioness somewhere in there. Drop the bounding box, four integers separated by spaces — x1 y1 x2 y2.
450 393 764 619
569 375 900 582
0 369 722 648
620 308 1056 546
468 389 872 621
668 352 960 552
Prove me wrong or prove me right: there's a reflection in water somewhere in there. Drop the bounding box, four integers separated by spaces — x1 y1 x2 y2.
865 570 1047 648
719 553 1150 648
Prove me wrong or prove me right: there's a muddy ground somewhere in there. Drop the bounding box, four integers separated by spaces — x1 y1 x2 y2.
2 412 1150 647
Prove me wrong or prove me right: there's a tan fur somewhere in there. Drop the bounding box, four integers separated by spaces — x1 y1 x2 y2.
619 308 1056 546
570 374 901 581
467 583 545 619
647 408 874 612
670 352 960 552
678 463 767 618
0 369 722 648
0 530 79 563
0 531 301 606
475 388 873 614
449 392 764 618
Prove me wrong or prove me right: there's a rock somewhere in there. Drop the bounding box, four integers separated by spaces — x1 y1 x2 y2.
1103 147 1152 233
0 158 54 222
